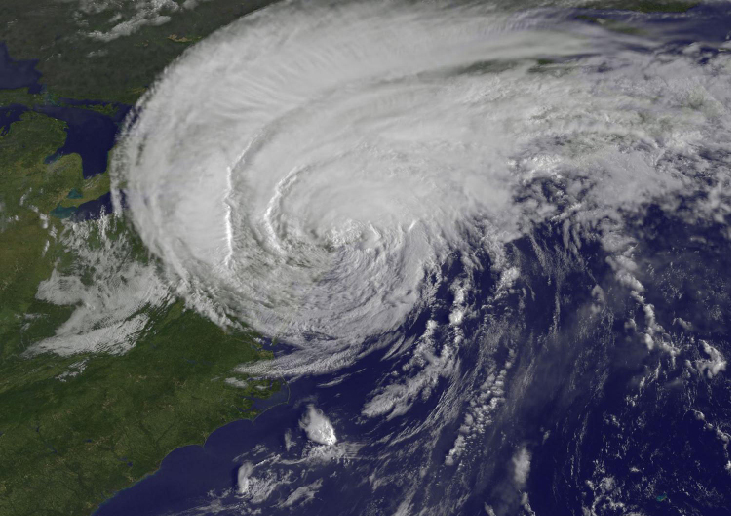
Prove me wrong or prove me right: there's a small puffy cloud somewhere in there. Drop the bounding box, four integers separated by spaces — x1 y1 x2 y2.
697 340 727 378
299 405 337 446
236 461 254 494
512 447 531 487
225 377 248 388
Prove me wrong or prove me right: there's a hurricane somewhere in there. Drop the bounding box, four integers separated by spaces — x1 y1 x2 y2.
108 1 731 515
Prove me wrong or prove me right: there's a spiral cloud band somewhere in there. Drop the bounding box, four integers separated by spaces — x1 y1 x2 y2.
112 1 731 373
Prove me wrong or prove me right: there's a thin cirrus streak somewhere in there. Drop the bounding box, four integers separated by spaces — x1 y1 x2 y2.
111 0 731 379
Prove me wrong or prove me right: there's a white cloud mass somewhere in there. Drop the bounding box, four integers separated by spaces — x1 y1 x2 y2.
299 405 337 446
111 0 731 378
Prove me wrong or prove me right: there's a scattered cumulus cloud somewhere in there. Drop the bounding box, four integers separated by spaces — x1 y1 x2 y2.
512 447 531 487
299 405 336 446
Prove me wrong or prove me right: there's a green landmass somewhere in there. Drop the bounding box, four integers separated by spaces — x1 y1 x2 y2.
0 0 274 103
0 301 278 516
0 111 79 341
0 88 48 109
0 106 278 516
